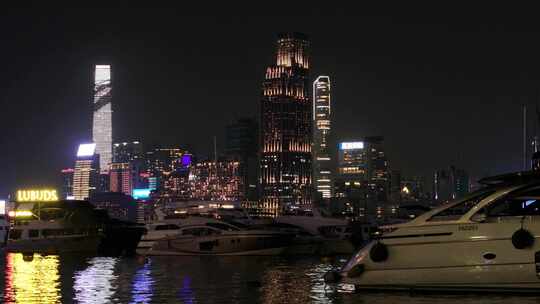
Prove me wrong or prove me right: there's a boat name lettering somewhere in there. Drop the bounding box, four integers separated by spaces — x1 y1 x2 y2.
458 225 478 231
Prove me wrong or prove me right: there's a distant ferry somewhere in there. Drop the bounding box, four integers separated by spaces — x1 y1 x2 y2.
331 171 540 293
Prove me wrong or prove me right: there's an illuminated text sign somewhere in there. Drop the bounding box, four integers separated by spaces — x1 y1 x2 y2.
17 189 59 202
340 142 364 150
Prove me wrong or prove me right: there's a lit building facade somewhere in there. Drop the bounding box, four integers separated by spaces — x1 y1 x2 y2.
260 32 312 216
109 163 133 196
335 141 367 199
61 168 74 199
365 136 390 202
73 143 100 200
92 64 113 174
313 76 333 199
113 141 143 163
113 141 146 189
144 147 187 191
190 160 243 201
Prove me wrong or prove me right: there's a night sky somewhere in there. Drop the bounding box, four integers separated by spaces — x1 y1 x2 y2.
1 6 539 197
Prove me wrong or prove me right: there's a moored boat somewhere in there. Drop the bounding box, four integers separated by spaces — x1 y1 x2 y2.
330 171 540 293
6 200 145 256
140 220 294 256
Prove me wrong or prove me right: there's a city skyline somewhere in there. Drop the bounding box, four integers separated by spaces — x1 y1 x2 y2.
1 7 539 197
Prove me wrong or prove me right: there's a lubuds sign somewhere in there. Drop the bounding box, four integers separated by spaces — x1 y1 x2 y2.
16 189 59 202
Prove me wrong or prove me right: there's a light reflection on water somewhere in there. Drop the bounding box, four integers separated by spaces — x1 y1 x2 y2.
1 252 539 303
73 257 118 304
3 253 61 303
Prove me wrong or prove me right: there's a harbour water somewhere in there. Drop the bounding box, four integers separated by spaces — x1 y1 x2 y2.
0 252 537 304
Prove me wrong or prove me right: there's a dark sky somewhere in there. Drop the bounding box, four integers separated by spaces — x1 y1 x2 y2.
1 6 539 197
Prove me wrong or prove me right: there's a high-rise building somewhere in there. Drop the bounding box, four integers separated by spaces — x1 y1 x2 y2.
113 141 146 189
434 165 470 202
335 141 367 198
113 141 143 163
92 64 113 174
225 118 259 201
109 163 133 196
365 136 390 202
313 76 333 200
60 168 75 199
259 32 312 216
73 143 100 200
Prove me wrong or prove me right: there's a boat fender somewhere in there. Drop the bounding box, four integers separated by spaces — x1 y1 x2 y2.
369 242 388 262
511 228 535 249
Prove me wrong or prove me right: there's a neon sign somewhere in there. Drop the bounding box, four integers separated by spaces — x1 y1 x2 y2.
132 188 151 200
16 189 59 202
340 142 364 150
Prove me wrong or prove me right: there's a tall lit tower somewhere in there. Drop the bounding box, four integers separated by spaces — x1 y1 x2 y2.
313 76 332 199
92 64 113 174
259 32 312 216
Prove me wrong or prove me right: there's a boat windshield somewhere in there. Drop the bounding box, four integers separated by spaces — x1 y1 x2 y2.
481 185 540 218
206 222 240 231
428 189 495 222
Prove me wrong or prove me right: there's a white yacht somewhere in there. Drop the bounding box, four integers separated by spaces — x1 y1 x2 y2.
137 217 221 253
139 220 294 256
275 209 356 254
333 172 540 293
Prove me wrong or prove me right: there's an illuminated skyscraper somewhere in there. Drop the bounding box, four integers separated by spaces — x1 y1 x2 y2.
109 163 133 196
260 33 312 216
60 168 75 199
73 143 100 200
313 76 332 199
92 64 113 174
335 141 367 196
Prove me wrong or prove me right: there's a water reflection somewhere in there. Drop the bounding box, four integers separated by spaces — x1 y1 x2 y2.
130 259 153 304
259 257 340 304
3 253 61 303
306 263 337 303
3 253 540 304
178 276 195 304
73 257 118 303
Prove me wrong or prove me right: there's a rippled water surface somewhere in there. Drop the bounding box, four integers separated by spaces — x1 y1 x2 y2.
0 252 538 303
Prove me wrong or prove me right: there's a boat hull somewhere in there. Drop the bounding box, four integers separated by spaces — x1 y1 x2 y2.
140 232 292 256
340 221 540 292
6 236 101 254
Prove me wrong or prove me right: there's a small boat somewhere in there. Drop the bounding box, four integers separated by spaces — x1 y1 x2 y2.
140 219 294 256
330 171 540 293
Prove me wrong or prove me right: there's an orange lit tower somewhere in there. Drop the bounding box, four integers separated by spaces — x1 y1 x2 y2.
259 33 312 216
